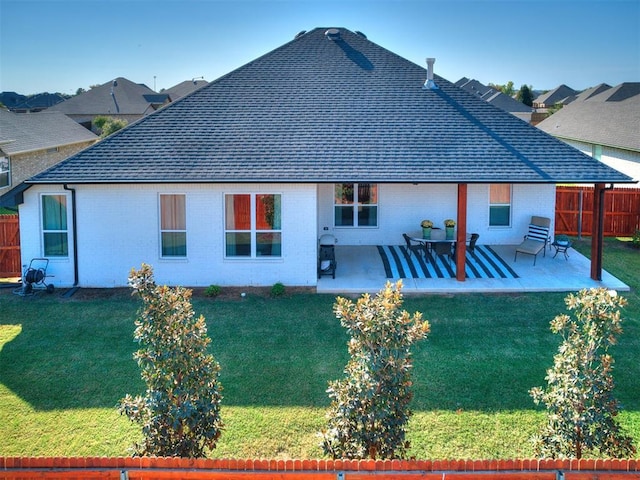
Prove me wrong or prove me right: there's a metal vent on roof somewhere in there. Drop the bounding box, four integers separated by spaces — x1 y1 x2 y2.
325 28 340 40
355 31 367 38
295 30 306 39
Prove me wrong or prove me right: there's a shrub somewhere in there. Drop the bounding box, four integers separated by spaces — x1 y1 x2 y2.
118 264 223 457
632 229 640 249
205 284 222 297
530 288 636 459
271 282 285 297
320 280 430 459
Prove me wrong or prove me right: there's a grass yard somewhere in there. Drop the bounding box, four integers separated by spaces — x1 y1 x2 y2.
0 237 638 459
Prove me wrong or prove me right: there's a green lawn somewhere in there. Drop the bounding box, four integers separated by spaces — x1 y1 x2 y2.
1 237 638 458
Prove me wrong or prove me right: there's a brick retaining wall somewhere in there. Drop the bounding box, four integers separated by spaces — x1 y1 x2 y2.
1 457 639 479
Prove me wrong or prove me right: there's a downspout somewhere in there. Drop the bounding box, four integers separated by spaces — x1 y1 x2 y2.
63 184 79 287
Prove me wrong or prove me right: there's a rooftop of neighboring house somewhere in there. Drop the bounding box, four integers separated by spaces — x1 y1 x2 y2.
47 77 170 116
533 84 579 107
164 79 209 101
0 109 98 156
455 78 533 114
0 92 67 112
536 82 640 152
27 28 633 186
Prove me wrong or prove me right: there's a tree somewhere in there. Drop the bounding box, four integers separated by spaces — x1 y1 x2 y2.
517 84 534 107
118 264 223 457
530 288 635 459
92 115 127 138
489 81 515 97
320 281 430 459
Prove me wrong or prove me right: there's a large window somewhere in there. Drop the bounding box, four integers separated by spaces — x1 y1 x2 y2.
334 183 378 227
41 194 68 256
0 157 9 188
160 194 187 257
489 184 511 226
225 193 281 257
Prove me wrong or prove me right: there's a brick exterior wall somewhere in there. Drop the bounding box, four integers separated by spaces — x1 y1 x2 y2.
0 141 97 196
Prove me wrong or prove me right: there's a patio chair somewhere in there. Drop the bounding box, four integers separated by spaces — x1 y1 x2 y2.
514 216 551 265
433 241 453 265
403 233 425 258
468 233 480 253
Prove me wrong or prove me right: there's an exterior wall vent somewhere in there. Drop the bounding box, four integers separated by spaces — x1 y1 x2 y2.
325 28 340 40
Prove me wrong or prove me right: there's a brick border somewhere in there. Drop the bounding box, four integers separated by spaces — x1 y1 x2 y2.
1 457 639 479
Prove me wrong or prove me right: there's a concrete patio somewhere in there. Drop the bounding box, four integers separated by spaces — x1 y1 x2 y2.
316 244 629 294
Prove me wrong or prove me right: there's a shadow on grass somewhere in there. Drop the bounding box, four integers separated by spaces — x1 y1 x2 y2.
0 286 638 413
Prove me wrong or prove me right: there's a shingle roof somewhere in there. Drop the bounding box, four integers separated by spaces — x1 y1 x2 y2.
0 109 98 155
164 80 208 101
533 84 579 107
47 77 168 116
537 82 640 152
29 28 633 185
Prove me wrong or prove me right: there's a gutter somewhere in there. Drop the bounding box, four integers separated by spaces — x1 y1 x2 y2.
63 184 79 290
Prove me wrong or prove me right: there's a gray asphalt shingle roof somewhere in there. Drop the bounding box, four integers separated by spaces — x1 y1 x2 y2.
0 109 98 155
29 28 633 185
537 83 640 152
47 77 168 116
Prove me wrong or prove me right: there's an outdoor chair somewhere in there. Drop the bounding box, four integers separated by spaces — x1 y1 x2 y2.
433 241 453 265
468 233 480 253
514 216 551 265
403 233 425 258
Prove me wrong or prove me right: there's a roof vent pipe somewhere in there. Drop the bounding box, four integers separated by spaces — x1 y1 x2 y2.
424 57 438 90
325 28 340 40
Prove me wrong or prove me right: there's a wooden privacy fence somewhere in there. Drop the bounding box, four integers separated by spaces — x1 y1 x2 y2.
555 187 640 237
0 214 21 278
2 457 640 479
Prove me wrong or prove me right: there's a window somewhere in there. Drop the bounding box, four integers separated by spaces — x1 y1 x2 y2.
592 144 602 161
0 157 9 188
160 194 187 257
41 194 68 256
334 183 378 227
489 184 511 226
225 193 281 257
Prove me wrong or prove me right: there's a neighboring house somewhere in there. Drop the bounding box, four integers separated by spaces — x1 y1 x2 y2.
0 109 99 207
46 77 170 130
15 28 633 289
532 84 578 109
455 78 534 122
163 79 208 101
536 82 640 187
0 91 67 112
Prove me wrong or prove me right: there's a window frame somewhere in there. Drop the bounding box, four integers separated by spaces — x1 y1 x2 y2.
159 193 187 258
0 156 9 188
224 192 282 259
40 193 69 257
488 184 512 227
334 183 378 228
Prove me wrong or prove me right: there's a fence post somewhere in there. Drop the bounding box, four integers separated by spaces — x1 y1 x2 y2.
577 189 583 239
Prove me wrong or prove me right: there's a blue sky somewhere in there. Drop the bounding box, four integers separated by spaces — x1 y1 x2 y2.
1 0 639 95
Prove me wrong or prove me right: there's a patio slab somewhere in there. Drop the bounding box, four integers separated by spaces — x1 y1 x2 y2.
316 244 629 295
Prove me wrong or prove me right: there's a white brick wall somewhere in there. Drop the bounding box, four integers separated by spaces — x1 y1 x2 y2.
19 182 555 288
20 183 318 288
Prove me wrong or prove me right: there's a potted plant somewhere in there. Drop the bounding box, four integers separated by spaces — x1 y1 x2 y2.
444 219 456 239
420 219 433 238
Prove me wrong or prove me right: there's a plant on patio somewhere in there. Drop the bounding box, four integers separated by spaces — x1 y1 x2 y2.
530 287 636 459
420 219 433 228
320 280 430 459
443 219 456 228
118 264 224 457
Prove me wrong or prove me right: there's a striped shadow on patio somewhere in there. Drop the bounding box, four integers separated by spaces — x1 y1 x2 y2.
376 245 519 279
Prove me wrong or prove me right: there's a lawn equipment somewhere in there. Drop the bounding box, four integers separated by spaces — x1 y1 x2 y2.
13 258 55 296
